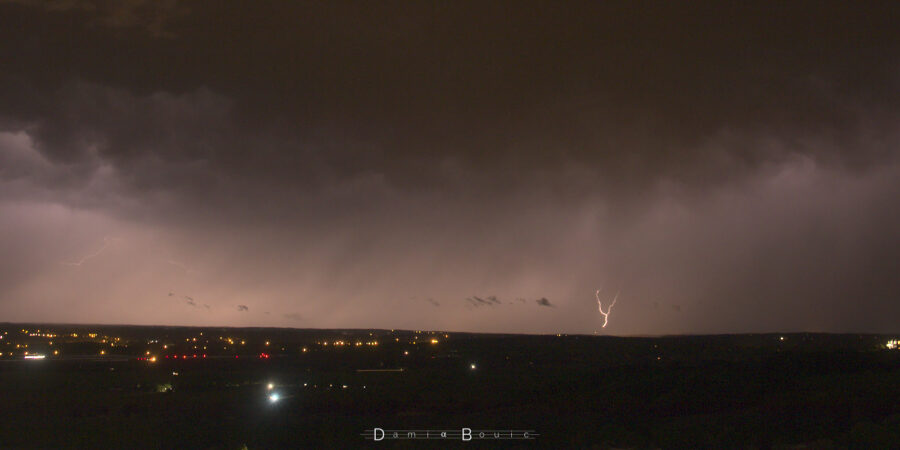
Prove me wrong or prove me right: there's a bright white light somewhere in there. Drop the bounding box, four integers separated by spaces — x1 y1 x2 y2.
596 288 619 328
24 354 45 360
267 383 274 390
268 393 280 403
470 363 476 370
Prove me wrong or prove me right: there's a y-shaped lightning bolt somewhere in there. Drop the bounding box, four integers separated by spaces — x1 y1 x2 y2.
596 288 619 328
61 237 117 267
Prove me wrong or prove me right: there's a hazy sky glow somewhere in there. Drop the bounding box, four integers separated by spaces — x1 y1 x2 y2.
1 1 898 334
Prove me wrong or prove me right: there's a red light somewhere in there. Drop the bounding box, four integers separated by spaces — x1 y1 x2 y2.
193 354 197 358
235 355 239 358
202 354 207 358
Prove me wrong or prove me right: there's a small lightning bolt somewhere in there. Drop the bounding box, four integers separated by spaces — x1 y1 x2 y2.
165 259 194 274
596 288 619 328
61 237 117 267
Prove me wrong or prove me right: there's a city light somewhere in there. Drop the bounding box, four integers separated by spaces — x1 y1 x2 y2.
470 363 477 370
267 383 274 390
268 393 280 403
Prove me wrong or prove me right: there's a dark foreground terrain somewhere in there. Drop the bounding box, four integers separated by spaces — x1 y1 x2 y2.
2 324 900 448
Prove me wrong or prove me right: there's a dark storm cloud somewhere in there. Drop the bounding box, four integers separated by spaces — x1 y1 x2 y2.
536 298 554 308
27 82 232 165
0 1 898 333
464 298 483 308
3 1 897 191
465 295 504 308
467 297 495 307
0 0 189 38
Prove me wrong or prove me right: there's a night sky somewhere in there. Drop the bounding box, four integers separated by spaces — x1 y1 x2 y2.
1 1 898 334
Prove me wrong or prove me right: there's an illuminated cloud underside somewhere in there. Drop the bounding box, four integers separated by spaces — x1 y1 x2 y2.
0 2 898 334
